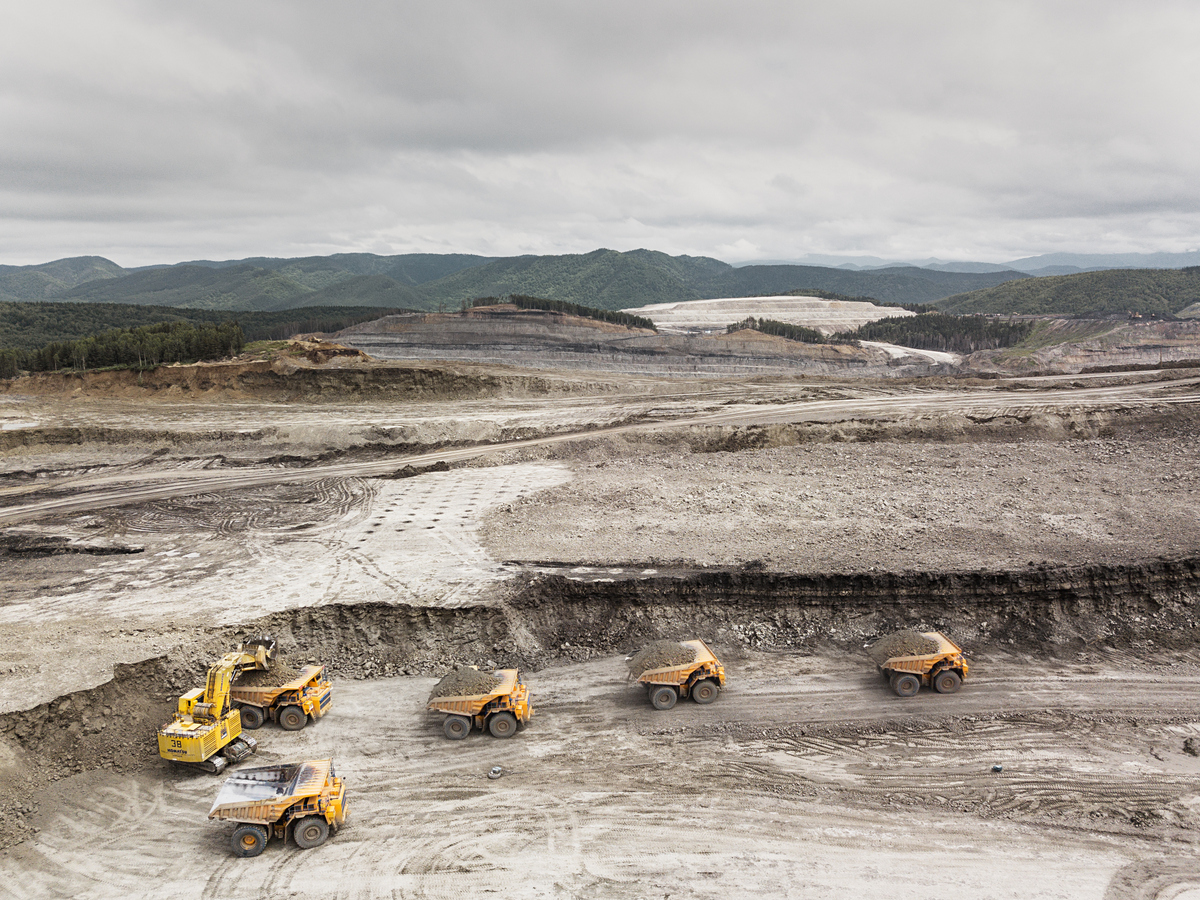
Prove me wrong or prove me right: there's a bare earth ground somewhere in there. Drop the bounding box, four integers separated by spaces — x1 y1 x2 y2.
0 358 1199 898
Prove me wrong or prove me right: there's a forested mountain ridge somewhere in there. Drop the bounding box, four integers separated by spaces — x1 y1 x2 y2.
0 249 1029 312
937 267 1200 316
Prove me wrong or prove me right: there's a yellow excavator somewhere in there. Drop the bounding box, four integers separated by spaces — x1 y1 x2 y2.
158 637 277 774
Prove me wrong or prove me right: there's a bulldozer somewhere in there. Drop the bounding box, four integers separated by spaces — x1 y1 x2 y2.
158 637 277 774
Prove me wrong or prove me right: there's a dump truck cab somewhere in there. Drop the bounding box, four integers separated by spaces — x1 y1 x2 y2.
209 758 348 857
636 639 726 710
879 631 969 698
427 668 532 740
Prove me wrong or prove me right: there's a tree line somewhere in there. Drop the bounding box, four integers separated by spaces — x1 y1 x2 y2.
468 294 657 332
726 316 828 344
728 312 1034 353
0 321 245 378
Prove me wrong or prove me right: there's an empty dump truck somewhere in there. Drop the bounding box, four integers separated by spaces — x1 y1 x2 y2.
427 667 532 739
869 630 969 698
209 758 347 857
230 664 332 731
629 639 726 710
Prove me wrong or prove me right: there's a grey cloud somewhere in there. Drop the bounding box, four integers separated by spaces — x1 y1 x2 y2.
0 1 1198 264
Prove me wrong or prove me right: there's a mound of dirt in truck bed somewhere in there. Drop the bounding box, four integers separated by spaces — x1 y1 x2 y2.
234 658 308 688
627 641 696 676
428 667 501 700
867 630 941 665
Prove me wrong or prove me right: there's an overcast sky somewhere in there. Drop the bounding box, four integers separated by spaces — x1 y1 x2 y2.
2 1 1199 266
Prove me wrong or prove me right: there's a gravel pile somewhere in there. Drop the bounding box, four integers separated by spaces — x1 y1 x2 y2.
627 641 696 676
429 666 502 700
235 658 309 688
867 630 940 666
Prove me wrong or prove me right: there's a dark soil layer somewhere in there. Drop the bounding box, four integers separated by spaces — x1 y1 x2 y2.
626 641 696 676
866 631 941 665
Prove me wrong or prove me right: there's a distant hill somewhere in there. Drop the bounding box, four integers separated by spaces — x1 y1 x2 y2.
0 252 494 305
170 252 494 290
411 248 721 309
0 300 398 351
0 248 1041 314
937 268 1200 316
301 274 425 308
0 256 125 301
60 264 314 310
410 250 1027 311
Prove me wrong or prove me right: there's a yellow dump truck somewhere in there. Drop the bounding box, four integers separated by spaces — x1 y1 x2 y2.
209 758 348 857
635 639 726 710
427 668 532 740
230 664 332 732
158 638 276 773
876 631 969 698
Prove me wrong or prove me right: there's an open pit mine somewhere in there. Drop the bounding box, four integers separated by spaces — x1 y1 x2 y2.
1 302 1199 899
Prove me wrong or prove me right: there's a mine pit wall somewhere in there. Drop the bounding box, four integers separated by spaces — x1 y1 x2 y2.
2 557 1197 850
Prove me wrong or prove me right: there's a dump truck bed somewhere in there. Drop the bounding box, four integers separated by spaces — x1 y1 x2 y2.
637 639 724 686
427 669 523 716
230 664 325 706
209 759 342 825
881 631 967 675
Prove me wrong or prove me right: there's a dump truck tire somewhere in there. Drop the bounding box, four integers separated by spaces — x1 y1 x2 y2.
893 674 921 698
278 706 307 731
292 816 329 850
933 669 963 694
488 712 518 738
231 823 268 858
238 705 264 730
649 685 678 710
691 679 719 704
444 715 471 740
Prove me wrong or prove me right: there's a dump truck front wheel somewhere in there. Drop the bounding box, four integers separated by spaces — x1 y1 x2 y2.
278 706 307 731
231 823 269 857
892 674 921 698
691 680 719 704
933 669 962 694
444 715 471 740
488 712 518 738
292 816 330 850
649 686 678 710
238 705 264 730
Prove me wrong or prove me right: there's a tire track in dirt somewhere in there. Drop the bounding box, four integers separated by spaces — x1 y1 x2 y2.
4 378 1198 525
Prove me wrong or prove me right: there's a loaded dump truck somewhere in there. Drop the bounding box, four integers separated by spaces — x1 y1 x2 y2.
230 663 332 731
427 667 532 739
868 630 969 698
158 638 276 773
209 758 347 857
628 639 726 710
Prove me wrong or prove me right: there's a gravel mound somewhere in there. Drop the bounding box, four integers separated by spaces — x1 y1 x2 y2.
235 658 309 688
867 630 940 666
627 641 696 676
429 666 502 700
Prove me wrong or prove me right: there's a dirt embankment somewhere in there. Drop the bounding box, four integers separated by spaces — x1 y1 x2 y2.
0 355 612 403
